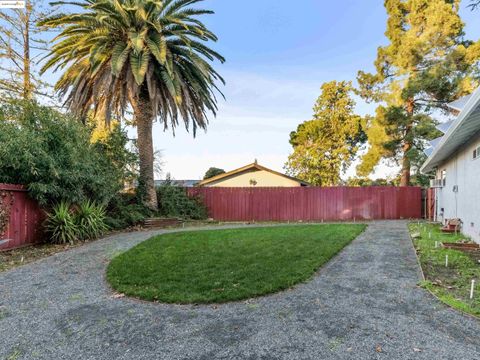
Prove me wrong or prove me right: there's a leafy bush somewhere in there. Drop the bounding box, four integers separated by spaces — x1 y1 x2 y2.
75 200 109 240
156 180 207 220
0 100 137 206
105 193 152 230
44 202 78 244
89 118 139 190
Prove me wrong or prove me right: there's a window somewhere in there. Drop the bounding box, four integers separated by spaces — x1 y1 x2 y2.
473 145 480 160
441 169 446 187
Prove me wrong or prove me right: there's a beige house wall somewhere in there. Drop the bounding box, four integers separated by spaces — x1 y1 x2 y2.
204 169 302 187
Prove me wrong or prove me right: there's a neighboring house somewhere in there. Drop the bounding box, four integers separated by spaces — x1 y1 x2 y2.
421 88 480 243
155 180 199 187
125 179 199 191
197 161 310 187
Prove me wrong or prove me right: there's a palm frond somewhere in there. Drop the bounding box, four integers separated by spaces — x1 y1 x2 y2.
41 0 224 133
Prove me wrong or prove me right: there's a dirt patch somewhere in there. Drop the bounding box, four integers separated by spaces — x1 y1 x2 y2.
0 243 74 272
409 222 480 316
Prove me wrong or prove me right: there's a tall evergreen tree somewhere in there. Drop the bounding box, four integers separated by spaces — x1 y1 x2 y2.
357 0 480 185
285 81 366 186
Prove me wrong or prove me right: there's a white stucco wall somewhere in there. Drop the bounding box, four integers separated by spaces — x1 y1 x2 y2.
434 133 480 243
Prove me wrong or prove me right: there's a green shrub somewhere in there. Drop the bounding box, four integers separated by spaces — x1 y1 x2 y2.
105 193 152 229
75 200 109 240
44 202 78 244
0 100 137 206
156 180 207 220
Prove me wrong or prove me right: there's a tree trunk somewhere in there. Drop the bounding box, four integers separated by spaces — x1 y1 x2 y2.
400 145 411 186
132 92 158 211
23 1 32 100
400 99 414 187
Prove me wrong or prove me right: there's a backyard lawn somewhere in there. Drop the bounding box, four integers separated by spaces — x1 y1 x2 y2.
107 224 366 303
409 222 480 317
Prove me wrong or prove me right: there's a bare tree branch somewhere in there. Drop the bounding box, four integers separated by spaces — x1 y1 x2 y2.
0 0 58 101
469 1 480 10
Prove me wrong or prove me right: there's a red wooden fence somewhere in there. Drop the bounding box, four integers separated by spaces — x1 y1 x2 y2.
188 186 422 222
0 184 44 251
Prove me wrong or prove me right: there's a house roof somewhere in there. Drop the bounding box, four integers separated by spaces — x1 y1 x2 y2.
436 120 454 134
154 179 199 187
421 88 480 173
447 93 473 112
197 162 311 186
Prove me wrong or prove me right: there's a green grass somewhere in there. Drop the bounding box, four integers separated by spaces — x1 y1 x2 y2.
409 222 480 317
106 224 366 303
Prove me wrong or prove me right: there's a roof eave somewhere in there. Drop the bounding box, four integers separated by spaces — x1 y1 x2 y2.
197 163 258 186
197 162 310 186
421 88 480 174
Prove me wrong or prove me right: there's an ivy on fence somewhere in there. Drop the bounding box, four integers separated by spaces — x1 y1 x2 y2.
0 190 13 237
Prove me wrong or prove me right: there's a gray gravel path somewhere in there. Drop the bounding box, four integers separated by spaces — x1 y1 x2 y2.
0 221 479 360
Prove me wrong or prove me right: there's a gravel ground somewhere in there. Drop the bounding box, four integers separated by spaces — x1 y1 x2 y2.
0 221 479 360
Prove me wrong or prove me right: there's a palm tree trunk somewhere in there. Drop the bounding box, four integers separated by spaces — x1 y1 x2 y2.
132 93 158 210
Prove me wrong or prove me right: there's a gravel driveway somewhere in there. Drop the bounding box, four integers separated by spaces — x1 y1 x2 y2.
0 221 479 360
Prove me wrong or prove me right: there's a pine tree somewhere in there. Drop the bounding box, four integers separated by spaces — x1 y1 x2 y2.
357 0 480 185
286 81 366 186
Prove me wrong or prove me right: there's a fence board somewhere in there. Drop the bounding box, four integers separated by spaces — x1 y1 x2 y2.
188 186 422 222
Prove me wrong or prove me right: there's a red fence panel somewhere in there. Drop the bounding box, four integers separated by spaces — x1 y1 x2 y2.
0 184 44 251
188 186 422 222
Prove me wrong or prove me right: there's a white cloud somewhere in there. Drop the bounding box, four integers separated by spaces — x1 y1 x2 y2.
148 70 320 178
124 69 394 180
163 153 289 180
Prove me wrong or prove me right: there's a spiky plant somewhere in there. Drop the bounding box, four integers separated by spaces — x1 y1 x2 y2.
40 0 225 209
75 200 109 240
44 202 78 244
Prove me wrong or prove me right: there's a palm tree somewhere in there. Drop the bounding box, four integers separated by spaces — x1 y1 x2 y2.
40 0 225 210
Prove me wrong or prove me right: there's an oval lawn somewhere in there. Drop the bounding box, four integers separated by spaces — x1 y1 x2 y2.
106 224 366 304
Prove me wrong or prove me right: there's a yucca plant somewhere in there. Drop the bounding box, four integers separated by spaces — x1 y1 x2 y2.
44 202 78 244
75 200 109 240
40 0 225 210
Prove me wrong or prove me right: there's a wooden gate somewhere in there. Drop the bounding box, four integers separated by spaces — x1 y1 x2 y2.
0 184 44 251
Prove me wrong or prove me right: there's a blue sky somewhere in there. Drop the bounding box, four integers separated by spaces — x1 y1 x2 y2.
148 0 480 180
153 0 386 179
34 0 480 180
